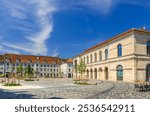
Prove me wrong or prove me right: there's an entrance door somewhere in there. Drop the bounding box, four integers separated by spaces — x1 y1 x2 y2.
117 65 123 81
105 67 108 80
94 68 97 79
68 73 71 78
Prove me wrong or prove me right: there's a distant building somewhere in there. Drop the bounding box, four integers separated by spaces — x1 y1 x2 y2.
60 59 73 78
0 54 62 78
73 28 150 82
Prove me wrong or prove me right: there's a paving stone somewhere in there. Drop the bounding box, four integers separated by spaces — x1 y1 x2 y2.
0 79 150 99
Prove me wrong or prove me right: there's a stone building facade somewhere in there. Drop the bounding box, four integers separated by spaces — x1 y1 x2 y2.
0 54 61 78
73 28 150 82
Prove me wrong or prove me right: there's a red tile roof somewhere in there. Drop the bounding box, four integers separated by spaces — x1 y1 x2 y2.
0 55 4 62
81 28 150 55
66 59 73 63
1 54 61 64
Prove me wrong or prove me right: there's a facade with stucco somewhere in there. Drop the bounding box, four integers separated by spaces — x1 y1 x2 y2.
73 28 150 82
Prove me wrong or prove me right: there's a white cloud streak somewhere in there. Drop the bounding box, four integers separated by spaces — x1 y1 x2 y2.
0 45 20 54
0 0 57 56
78 0 114 15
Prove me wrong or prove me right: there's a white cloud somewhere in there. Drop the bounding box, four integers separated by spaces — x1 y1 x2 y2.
0 45 20 54
0 0 57 56
78 0 114 15
0 0 118 56
53 0 116 15
2 43 35 53
51 49 59 57
0 0 27 19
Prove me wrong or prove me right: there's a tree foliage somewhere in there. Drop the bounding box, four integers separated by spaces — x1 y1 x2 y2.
17 64 23 76
77 61 86 78
25 65 33 78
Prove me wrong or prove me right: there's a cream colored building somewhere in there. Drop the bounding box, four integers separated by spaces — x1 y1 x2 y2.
73 28 150 82
60 59 73 78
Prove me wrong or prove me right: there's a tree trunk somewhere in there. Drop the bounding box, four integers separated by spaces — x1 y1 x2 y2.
18 77 20 85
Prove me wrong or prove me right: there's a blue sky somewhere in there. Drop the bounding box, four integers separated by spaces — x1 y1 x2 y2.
0 0 150 58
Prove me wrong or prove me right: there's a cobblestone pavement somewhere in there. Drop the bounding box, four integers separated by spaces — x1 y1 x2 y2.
0 79 150 99
90 81 150 99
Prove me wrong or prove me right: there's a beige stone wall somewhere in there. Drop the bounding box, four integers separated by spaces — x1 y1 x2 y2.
76 34 135 65
135 33 150 81
84 58 135 82
136 59 150 81
73 31 150 82
135 33 150 55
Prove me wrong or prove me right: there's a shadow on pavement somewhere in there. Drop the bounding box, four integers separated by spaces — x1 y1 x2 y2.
0 89 35 99
49 97 64 99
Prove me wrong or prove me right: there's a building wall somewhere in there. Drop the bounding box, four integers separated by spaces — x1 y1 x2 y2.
134 33 150 81
60 63 73 78
73 30 150 82
0 62 61 78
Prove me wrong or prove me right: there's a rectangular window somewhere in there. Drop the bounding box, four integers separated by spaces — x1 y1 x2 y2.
147 41 150 55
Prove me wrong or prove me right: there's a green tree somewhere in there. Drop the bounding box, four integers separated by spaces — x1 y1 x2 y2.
11 66 16 84
17 64 23 84
77 61 86 79
25 65 33 80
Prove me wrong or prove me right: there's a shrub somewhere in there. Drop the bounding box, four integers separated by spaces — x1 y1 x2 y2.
4 83 21 86
24 79 34 81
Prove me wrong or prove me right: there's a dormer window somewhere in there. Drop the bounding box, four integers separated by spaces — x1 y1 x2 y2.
44 60 47 64
16 58 21 62
6 58 11 62
28 59 32 63
37 57 40 60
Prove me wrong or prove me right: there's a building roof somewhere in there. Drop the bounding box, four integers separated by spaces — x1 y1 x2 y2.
0 55 4 62
80 28 150 55
1 53 61 64
66 59 73 63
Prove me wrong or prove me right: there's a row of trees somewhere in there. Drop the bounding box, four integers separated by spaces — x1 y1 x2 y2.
5 64 34 85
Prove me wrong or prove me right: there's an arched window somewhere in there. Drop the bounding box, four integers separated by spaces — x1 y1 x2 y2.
117 44 122 57
147 41 150 55
99 51 102 61
87 69 89 79
81 58 83 62
90 54 93 63
105 49 108 60
74 60 77 66
146 64 150 82
94 53 97 62
117 65 123 81
87 56 89 63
